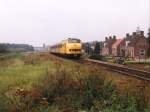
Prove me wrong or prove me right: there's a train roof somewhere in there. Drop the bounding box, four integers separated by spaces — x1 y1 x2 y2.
50 38 81 48
67 38 80 40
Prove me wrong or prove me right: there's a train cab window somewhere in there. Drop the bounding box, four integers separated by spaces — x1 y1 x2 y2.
68 39 81 43
58 44 62 48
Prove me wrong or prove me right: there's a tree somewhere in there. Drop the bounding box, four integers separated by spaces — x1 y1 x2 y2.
0 43 34 54
0 44 8 53
94 42 100 55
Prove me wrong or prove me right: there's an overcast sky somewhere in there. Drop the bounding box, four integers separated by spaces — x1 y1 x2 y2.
0 0 149 46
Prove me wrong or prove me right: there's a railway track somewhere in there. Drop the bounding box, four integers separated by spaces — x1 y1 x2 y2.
50 54 150 82
80 59 150 82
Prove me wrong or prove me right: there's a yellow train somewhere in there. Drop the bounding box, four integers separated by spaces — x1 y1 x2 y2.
50 38 82 58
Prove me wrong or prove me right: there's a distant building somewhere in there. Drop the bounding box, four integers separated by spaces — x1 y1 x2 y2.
101 30 149 60
101 36 116 56
112 39 125 57
34 44 49 52
43 43 46 48
124 31 149 59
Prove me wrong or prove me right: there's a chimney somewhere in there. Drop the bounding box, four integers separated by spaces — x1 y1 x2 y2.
140 31 144 36
105 37 108 41
132 32 136 37
113 35 116 40
126 33 130 38
129 35 132 39
109 36 112 40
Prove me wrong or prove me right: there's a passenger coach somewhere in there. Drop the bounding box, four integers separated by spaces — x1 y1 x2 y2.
50 38 82 58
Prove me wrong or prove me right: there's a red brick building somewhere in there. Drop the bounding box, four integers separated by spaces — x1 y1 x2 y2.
124 31 149 59
101 36 116 56
101 30 149 60
112 39 125 57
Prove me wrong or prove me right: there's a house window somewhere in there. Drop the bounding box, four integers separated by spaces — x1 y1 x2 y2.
104 43 107 47
139 49 145 56
126 41 130 46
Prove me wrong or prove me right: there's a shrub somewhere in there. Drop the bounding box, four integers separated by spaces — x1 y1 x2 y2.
40 66 118 111
0 53 149 111
125 61 150 65
41 69 81 108
89 55 103 60
39 64 149 111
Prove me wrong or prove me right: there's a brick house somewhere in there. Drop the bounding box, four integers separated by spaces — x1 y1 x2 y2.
112 39 125 57
124 31 149 59
101 36 116 56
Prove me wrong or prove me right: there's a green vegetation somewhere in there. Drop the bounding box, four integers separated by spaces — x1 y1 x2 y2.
94 42 100 55
82 41 103 57
125 61 150 65
0 44 9 53
0 53 54 111
89 54 103 60
0 52 23 61
0 43 34 54
0 53 149 112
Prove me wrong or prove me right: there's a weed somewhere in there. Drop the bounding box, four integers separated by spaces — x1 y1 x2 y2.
0 53 149 112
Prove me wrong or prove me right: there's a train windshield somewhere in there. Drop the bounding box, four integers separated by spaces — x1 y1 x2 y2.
68 39 81 43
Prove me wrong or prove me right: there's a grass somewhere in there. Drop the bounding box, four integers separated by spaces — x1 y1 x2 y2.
0 53 55 111
125 61 150 65
124 60 150 71
0 52 22 61
0 56 53 91
0 53 150 112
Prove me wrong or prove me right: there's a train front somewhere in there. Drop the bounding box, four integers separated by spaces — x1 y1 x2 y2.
65 38 82 58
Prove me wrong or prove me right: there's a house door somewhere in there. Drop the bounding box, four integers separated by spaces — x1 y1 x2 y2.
121 49 125 57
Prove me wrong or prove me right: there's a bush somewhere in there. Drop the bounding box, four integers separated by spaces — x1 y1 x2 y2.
0 52 22 61
0 44 9 53
89 55 103 60
125 61 150 65
0 53 149 111
40 66 149 112
40 67 118 111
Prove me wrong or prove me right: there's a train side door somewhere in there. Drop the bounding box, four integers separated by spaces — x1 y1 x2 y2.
64 43 66 54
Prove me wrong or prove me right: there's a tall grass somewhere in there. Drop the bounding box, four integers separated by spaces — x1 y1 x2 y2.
39 64 148 112
0 53 55 111
0 53 149 112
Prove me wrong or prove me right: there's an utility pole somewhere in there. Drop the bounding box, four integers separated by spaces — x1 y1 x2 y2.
148 28 150 57
148 0 150 57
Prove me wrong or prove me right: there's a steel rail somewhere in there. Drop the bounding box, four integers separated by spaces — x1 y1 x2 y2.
82 59 150 82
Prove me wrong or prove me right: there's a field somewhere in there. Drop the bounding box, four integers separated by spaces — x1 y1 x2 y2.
0 53 150 112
